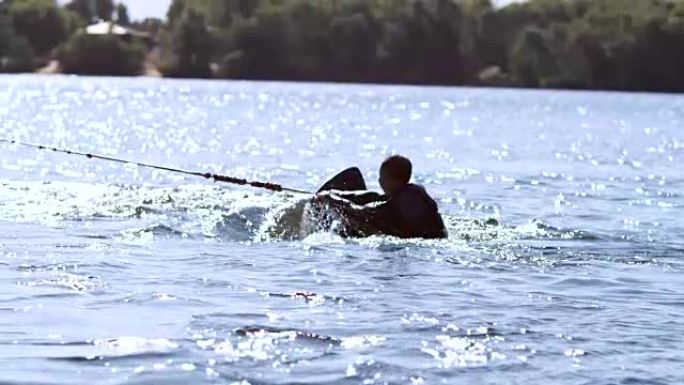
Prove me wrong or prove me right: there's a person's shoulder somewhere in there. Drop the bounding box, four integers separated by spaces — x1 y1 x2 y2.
391 184 425 203
404 183 430 197
403 184 439 207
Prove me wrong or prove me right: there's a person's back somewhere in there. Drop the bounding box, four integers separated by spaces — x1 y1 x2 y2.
380 183 447 239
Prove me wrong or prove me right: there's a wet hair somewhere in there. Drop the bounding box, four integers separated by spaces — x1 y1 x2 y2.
380 155 412 184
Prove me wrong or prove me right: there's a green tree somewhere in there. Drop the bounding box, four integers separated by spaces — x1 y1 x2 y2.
66 0 114 22
57 32 145 75
329 4 380 81
378 0 468 84
219 0 351 80
155 0 684 91
133 17 164 36
509 26 554 87
167 0 185 25
221 11 291 79
9 0 71 56
566 0 675 91
116 3 130 25
623 19 684 91
0 13 35 72
161 8 213 77
280 1 332 79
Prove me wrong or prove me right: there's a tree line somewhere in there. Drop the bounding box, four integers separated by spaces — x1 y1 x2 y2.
2 0 684 92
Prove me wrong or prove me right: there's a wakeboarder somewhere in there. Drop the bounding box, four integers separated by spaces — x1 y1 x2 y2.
315 155 447 239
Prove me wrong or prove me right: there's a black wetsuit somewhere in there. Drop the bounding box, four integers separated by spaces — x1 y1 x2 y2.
327 184 448 239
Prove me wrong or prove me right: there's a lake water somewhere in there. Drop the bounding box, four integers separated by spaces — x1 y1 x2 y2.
0 75 682 385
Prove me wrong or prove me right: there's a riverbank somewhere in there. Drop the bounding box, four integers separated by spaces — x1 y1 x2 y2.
4 0 684 93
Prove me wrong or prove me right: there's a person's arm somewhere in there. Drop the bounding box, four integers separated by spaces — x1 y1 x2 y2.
321 190 385 206
316 192 390 235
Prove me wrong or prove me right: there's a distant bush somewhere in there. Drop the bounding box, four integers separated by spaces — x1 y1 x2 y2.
6 0 684 91
0 14 35 72
9 0 74 56
157 0 684 92
57 33 145 76
66 0 114 23
159 8 213 78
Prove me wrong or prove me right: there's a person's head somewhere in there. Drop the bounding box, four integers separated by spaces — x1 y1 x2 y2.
379 155 412 195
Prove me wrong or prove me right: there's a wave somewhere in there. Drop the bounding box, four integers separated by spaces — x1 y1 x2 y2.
42 337 180 362
234 325 342 345
0 179 670 267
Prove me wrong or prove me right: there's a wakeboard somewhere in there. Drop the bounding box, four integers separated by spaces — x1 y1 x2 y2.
302 167 376 237
316 167 367 193
265 168 369 240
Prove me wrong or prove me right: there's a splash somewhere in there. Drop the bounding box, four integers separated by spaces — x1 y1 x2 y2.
0 179 604 250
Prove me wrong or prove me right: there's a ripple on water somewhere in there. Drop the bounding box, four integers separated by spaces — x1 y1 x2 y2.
1 77 683 385
16 272 103 294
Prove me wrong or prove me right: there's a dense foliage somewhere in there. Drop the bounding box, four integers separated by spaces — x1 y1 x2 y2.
2 0 684 91
8 0 77 55
158 0 684 91
159 7 212 78
0 12 34 72
0 0 132 73
66 0 114 23
57 33 145 76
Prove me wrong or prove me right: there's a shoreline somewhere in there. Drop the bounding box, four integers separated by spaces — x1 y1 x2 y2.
11 72 679 96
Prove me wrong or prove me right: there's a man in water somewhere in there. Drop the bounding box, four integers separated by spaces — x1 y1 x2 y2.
315 155 448 239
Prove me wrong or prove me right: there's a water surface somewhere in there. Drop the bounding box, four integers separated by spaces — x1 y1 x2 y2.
0 75 682 384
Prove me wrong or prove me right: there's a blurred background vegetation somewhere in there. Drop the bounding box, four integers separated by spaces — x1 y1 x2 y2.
1 0 684 92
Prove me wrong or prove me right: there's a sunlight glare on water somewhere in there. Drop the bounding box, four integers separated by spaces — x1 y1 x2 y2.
0 75 683 385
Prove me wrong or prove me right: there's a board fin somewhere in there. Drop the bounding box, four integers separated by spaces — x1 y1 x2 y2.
317 167 367 193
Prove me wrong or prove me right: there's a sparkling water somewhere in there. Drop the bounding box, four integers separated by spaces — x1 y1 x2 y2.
0 75 682 384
